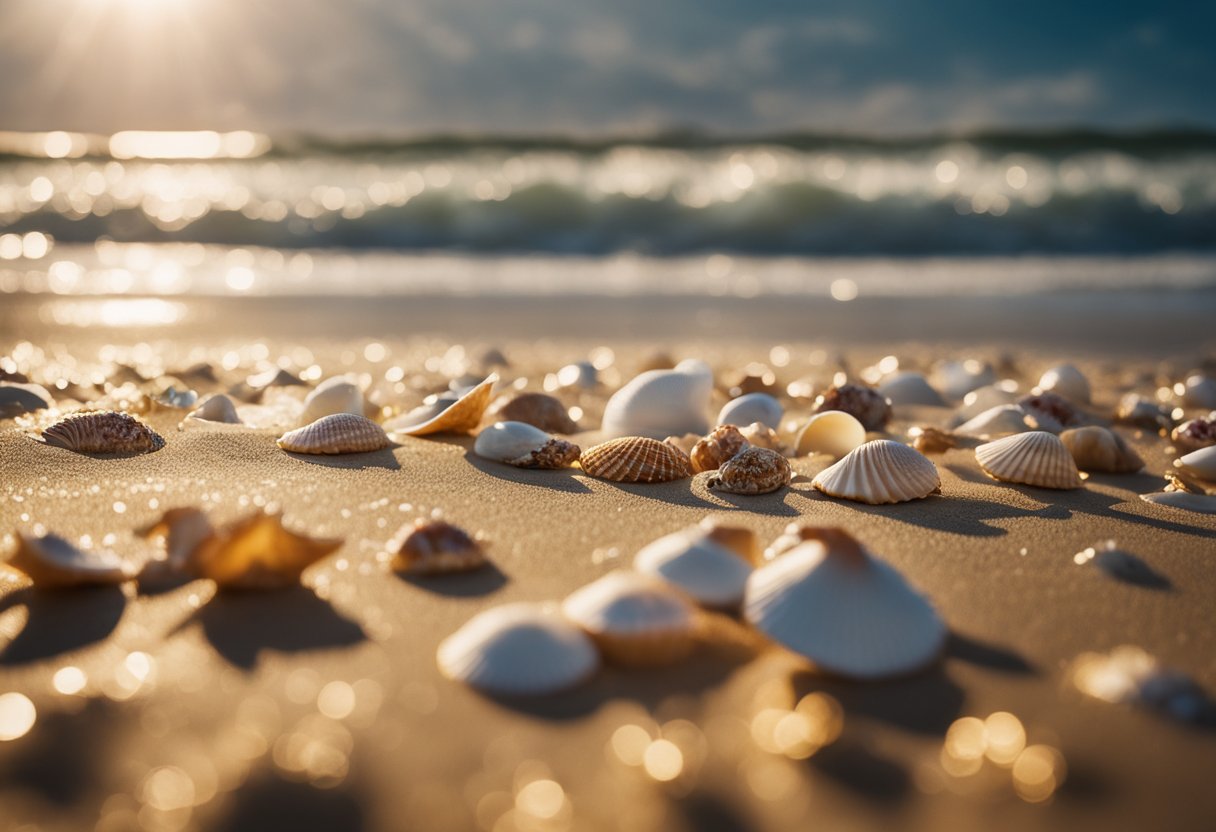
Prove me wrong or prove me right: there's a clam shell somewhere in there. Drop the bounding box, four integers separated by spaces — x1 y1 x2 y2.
953 383 1020 423
299 376 364 426
878 372 946 407
1140 491 1216 514
706 447 792 495
1170 416 1216 453
1175 445 1216 483
1038 364 1091 403
391 519 488 575
975 431 1083 489
794 411 866 459
186 511 342 589
1060 426 1144 473
743 528 946 679
601 359 713 439
1181 375 1216 409
385 375 497 436
932 360 995 400
634 520 756 609
813 384 891 431
717 393 783 430
437 602 599 695
580 437 693 483
0 381 53 418
812 440 940 504
5 531 136 588
492 392 578 434
277 413 390 454
41 411 165 455
473 421 580 469
954 404 1033 438
690 424 750 473
187 394 242 424
561 571 698 666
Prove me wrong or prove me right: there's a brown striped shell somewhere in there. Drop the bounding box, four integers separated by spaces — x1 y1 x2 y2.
580 436 693 483
277 413 391 454
706 447 792 495
391 519 488 575
690 424 750 473
975 431 1083 489
41 411 164 454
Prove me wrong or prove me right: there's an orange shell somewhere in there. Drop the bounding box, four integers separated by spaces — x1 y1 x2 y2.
690 424 750 473
580 436 693 483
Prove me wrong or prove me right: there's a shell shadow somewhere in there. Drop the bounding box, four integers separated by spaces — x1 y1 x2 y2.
672 791 756 832
688 480 803 516
395 561 508 597
946 631 1037 675
944 462 997 485
464 452 592 494
1092 548 1172 590
0 586 127 666
806 740 911 804
788 491 1031 538
213 770 368 832
282 448 401 471
999 482 1216 538
791 663 964 736
0 697 123 805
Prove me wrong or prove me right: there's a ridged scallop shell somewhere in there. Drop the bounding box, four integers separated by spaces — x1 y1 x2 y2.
187 394 242 424
878 372 946 407
41 411 165 454
1037 364 1091 403
1060 426 1143 473
390 518 488 575
812 440 940 504
690 424 750 473
954 404 1033 438
492 392 578 434
975 431 1083 489
717 393 783 430
1175 445 1216 483
183 511 342 589
437 602 600 695
707 447 792 495
473 421 580 468
299 376 365 426
634 520 756 608
794 410 866 459
1140 491 1216 514
743 528 946 679
277 413 390 454
561 571 698 666
1170 415 1216 453
4 531 136 588
385 375 497 436
580 437 693 483
0 381 53 418
813 384 891 431
601 359 713 439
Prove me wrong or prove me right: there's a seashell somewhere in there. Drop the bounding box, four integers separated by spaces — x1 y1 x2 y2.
139 507 216 574
1071 645 1214 723
1170 415 1216 453
556 361 598 390
1174 445 1216 483
4 531 136 588
184 511 342 589
41 411 165 455
812 440 940 504
706 447 792 495
561 571 698 666
634 520 756 608
1115 393 1174 432
473 421 580 469
1181 374 1216 409
954 404 1033 438
813 384 891 431
794 411 866 459
1060 426 1144 473
0 381 53 418
725 363 780 397
492 392 577 434
1163 468 1216 496
247 366 306 390
689 425 750 473
975 431 1083 489
932 359 996 400
580 437 693 483
953 383 1020 423
717 393 783 430
878 372 946 407
663 433 700 456
172 362 218 385
277 413 390 454
479 347 510 369
743 528 946 679
1139 491 1216 514
384 375 497 436
1018 391 1086 432
738 421 783 452
601 359 713 439
437 602 599 695
187 394 242 424
152 385 198 411
1037 364 1090 403
909 426 958 454
763 520 844 563
390 518 488 575
299 376 364 426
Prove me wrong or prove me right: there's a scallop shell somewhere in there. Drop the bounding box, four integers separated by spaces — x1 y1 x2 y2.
812 440 940 504
277 413 390 454
634 520 756 609
1181 375 1216 409
878 372 946 407
743 528 946 679
4 531 136 588
1037 364 1091 403
932 359 996 400
0 381 53 418
794 411 866 459
813 384 891 431
299 376 365 426
706 447 792 495
975 431 1083 489
41 411 165 454
561 571 698 666
580 437 693 483
187 394 242 424
909 426 958 454
437 602 599 695
600 359 713 439
1060 426 1144 473
185 511 342 589
1170 415 1216 453
492 392 578 434
473 421 580 469
385 375 497 436
689 424 750 473
717 393 783 430
954 404 1033 438
1140 491 1216 514
1175 445 1216 483
390 518 488 575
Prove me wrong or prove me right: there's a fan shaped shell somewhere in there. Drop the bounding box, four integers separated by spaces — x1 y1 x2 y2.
706 447 792 495
473 421 580 468
385 375 497 436
277 413 390 454
634 521 755 609
1038 364 1091 403
580 437 692 483
390 519 488 575
5 531 136 588
41 411 164 455
601 359 713 439
811 440 940 504
561 571 698 666
975 431 1083 489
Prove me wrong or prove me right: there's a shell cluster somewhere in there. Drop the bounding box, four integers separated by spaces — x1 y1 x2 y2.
580 436 693 483
41 411 165 455
277 413 391 454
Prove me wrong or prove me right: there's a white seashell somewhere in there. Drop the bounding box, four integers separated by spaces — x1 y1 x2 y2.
954 404 1033 438
0 381 53 418
953 383 1020 423
437 602 599 695
1175 445 1216 483
557 361 599 390
975 431 1083 489
601 359 713 439
384 375 497 436
277 413 391 454
1037 364 1090 403
299 376 364 426
1139 491 1216 514
793 411 866 459
634 520 755 609
743 528 946 679
4 531 136 588
1059 426 1143 473
1181 375 1216 409
717 393 783 430
932 359 995 400
1071 646 1212 722
812 440 940 504
473 421 580 468
878 372 946 407
561 571 698 666
153 386 198 411
187 394 242 424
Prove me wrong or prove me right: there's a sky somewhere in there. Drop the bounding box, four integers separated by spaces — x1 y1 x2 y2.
1 0 1214 136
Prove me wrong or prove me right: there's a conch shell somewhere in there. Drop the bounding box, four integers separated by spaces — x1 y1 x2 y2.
385 375 497 437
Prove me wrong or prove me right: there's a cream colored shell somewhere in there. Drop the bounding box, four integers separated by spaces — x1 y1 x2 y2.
277 413 391 454
794 411 866 459
5 531 136 588
634 521 755 608
385 375 497 436
561 571 698 666
975 431 1083 489
811 440 940 504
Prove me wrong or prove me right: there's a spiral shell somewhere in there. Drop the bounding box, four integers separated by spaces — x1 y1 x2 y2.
690 424 750 473
277 413 390 454
706 447 792 495
580 437 692 483
813 384 892 431
812 440 940 504
41 411 164 455
975 431 1083 489
385 375 497 437
390 519 488 575
492 392 578 434
5 531 136 588
473 421 580 469
561 571 698 666
1060 426 1143 473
